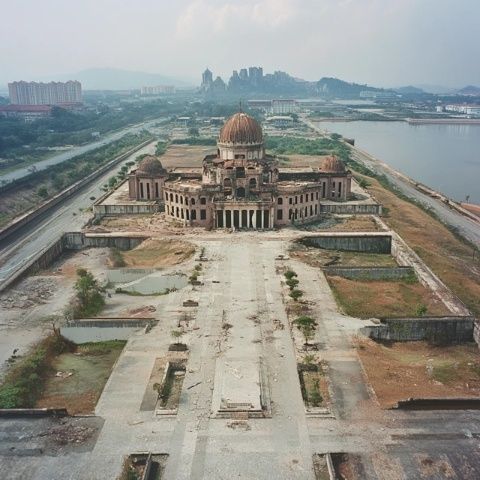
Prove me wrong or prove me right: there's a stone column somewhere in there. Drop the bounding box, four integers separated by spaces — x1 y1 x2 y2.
239 209 242 228
223 209 226 228
253 210 257 229
260 209 264 229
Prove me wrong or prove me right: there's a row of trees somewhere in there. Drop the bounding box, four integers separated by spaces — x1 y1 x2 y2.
284 269 317 347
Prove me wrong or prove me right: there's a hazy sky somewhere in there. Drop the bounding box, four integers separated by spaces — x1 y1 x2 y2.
1 0 479 87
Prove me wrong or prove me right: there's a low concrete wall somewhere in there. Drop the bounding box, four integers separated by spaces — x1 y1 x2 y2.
0 232 149 293
0 139 153 244
320 203 382 215
66 318 155 328
323 266 414 280
0 408 69 417
302 234 391 253
361 316 474 344
94 202 159 216
395 398 480 410
63 232 147 251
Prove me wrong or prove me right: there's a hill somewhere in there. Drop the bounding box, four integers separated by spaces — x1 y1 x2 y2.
56 68 190 90
457 85 480 96
316 77 386 97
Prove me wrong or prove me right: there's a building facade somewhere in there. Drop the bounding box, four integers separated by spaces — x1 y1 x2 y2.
146 113 351 229
128 156 167 201
8 81 82 105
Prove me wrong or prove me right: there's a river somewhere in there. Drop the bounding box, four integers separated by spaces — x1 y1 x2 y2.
314 120 480 204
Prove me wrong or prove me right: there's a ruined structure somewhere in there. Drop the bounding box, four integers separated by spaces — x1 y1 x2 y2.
161 112 352 229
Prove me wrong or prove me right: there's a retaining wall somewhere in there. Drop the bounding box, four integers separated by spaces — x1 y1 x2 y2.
323 266 414 280
94 203 159 216
320 203 382 215
361 316 474 344
63 232 147 250
302 234 391 253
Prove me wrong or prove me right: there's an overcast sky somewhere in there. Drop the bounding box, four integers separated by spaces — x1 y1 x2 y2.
1 0 479 88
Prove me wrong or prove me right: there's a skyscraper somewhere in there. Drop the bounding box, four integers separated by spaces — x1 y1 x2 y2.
8 81 82 105
201 68 213 90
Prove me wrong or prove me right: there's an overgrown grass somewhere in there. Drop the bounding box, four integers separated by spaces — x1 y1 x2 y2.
0 333 74 408
109 248 126 267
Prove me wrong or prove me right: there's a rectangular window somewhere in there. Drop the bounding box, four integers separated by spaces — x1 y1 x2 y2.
200 197 207 205
277 209 283 220
300 194 303 203
200 209 207 220
310 193 314 201
316 192 319 200
315 204 318 214
322 182 326 198
289 197 293 205
191 209 197 220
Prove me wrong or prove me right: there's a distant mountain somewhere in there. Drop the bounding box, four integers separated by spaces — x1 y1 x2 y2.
457 85 480 96
316 77 386 97
394 85 425 94
413 84 455 94
55 68 191 90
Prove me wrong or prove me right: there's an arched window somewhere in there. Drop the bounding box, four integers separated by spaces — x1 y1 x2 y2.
170 193 173 202
249 178 257 189
191 198 196 205
277 197 283 205
236 187 246 198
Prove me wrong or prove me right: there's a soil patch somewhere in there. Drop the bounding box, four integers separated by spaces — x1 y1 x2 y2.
291 243 397 269
327 275 450 318
36 340 125 414
358 172 480 316
118 238 195 268
160 144 214 168
356 338 480 408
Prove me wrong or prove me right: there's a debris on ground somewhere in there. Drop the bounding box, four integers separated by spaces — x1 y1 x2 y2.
126 305 157 317
40 423 96 445
0 277 57 309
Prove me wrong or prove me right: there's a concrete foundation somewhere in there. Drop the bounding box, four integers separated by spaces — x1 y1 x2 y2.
323 266 414 281
302 234 392 253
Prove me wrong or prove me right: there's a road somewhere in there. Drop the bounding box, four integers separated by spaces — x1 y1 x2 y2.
0 119 162 184
306 119 480 247
0 141 157 291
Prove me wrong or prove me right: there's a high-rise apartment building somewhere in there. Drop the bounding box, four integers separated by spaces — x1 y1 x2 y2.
8 81 82 105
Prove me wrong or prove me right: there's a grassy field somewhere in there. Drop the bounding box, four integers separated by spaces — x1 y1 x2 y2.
327 275 451 318
112 238 195 268
358 172 480 316
36 340 125 414
356 338 480 408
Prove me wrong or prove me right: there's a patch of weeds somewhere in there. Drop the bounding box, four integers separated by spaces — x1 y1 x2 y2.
432 364 457 384
109 248 126 267
415 304 428 317
0 333 75 408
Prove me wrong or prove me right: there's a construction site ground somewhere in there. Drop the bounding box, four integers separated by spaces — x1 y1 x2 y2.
1 231 479 479
356 338 480 408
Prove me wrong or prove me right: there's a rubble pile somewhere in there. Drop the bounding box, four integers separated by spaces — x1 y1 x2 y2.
0 277 57 309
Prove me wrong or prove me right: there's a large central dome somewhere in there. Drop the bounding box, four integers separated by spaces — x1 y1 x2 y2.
218 112 263 145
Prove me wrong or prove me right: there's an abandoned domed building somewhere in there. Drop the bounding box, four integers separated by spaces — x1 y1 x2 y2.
128 155 167 201
162 112 352 229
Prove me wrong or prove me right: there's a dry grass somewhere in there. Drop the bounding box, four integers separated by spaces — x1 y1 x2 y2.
328 215 383 232
327 275 451 318
160 144 215 168
119 238 195 268
360 173 480 316
355 338 480 408
291 244 397 269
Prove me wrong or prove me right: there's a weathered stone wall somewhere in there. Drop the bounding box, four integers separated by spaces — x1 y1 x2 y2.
320 203 382 215
361 316 474 344
302 234 391 253
323 266 414 281
94 202 159 216
63 232 147 251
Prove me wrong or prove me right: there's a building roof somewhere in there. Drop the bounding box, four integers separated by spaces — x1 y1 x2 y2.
218 112 263 145
136 155 166 176
321 155 346 173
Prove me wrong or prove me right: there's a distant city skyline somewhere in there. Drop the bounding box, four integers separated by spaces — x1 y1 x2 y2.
1 0 479 89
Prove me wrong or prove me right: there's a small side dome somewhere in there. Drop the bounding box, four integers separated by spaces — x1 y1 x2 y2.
321 155 346 173
219 112 263 145
136 155 166 176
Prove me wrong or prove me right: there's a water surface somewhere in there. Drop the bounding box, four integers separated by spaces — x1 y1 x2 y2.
315 121 480 203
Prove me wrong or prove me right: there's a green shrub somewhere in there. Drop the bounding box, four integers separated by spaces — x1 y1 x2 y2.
286 277 299 290
284 270 298 280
